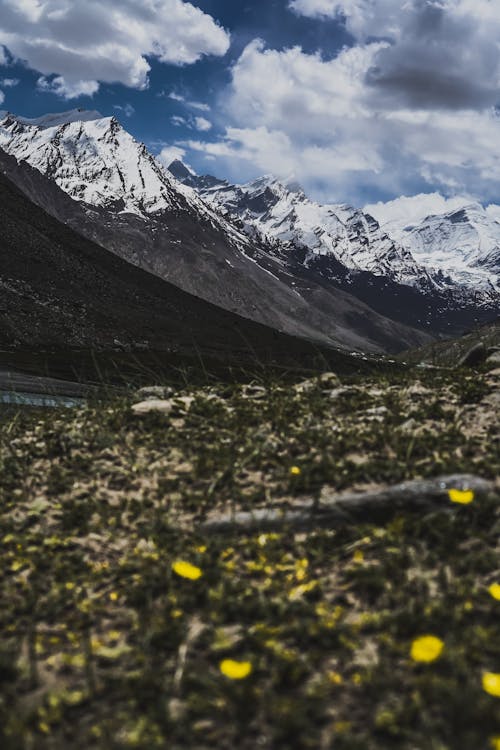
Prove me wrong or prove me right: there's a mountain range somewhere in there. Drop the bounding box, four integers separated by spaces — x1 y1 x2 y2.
0 108 498 359
169 161 500 334
0 146 368 372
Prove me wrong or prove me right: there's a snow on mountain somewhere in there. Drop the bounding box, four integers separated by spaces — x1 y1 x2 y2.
180 167 500 297
1 109 438 353
383 203 500 288
12 109 105 130
186 171 441 290
0 110 228 225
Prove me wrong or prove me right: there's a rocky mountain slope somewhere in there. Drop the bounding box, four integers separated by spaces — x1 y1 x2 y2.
171 162 500 335
0 148 373 370
0 110 431 354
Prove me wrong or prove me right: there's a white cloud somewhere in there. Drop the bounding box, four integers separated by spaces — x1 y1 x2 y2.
114 103 135 118
289 0 336 17
37 75 99 98
289 0 412 36
365 193 475 228
169 92 185 102
0 90 4 105
192 28 500 204
171 115 187 127
158 145 187 167
0 77 18 86
290 1 500 110
0 0 230 99
167 91 211 111
194 116 212 131
0 45 7 65
188 101 210 112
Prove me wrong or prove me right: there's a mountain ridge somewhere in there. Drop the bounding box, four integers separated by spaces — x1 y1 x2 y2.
0 111 433 354
170 160 500 334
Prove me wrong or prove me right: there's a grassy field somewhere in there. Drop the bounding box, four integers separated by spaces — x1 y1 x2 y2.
1 363 500 749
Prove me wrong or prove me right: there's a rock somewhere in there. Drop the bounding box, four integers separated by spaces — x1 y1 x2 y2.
295 372 340 393
318 372 341 386
328 386 358 400
136 385 175 400
485 352 500 369
131 399 173 415
201 474 494 534
174 396 195 411
406 383 432 397
241 384 267 400
365 406 389 422
458 343 487 368
397 418 418 435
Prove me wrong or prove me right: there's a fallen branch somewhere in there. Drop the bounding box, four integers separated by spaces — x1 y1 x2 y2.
200 475 495 534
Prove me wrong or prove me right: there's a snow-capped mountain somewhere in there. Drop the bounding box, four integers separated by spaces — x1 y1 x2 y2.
383 203 500 289
0 109 434 354
170 162 500 332
0 109 223 220
184 169 437 290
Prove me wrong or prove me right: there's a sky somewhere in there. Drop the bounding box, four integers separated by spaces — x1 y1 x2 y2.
0 0 499 216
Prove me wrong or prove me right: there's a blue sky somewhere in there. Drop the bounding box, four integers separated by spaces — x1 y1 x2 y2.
0 1 351 160
0 0 499 209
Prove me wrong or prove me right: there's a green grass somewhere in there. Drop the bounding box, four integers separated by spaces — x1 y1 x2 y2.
1 365 499 749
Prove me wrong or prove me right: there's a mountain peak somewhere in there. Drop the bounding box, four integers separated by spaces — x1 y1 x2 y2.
168 159 196 181
0 109 185 215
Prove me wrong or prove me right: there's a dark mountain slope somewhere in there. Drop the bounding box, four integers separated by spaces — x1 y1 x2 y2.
0 161 352 369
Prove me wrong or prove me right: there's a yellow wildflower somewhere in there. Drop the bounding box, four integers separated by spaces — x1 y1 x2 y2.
290 466 301 476
219 659 253 680
483 673 500 698
109 591 119 602
448 488 474 505
295 557 309 581
288 580 318 601
410 635 444 663
328 671 343 685
489 584 500 601
172 561 203 581
490 737 500 750
353 550 364 564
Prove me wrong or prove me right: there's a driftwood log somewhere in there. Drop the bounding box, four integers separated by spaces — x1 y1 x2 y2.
200 475 495 534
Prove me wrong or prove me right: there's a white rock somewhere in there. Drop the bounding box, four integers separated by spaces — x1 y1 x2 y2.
131 399 173 415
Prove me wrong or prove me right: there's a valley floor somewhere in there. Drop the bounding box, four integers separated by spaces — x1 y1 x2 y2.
1 364 500 749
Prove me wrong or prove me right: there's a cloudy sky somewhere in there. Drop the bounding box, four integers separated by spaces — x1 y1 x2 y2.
0 0 499 214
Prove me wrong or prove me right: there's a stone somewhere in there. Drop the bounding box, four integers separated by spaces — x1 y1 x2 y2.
136 385 175 401
295 372 340 393
241 384 267 400
485 352 500 369
458 343 487 368
397 418 418 435
131 399 173 415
